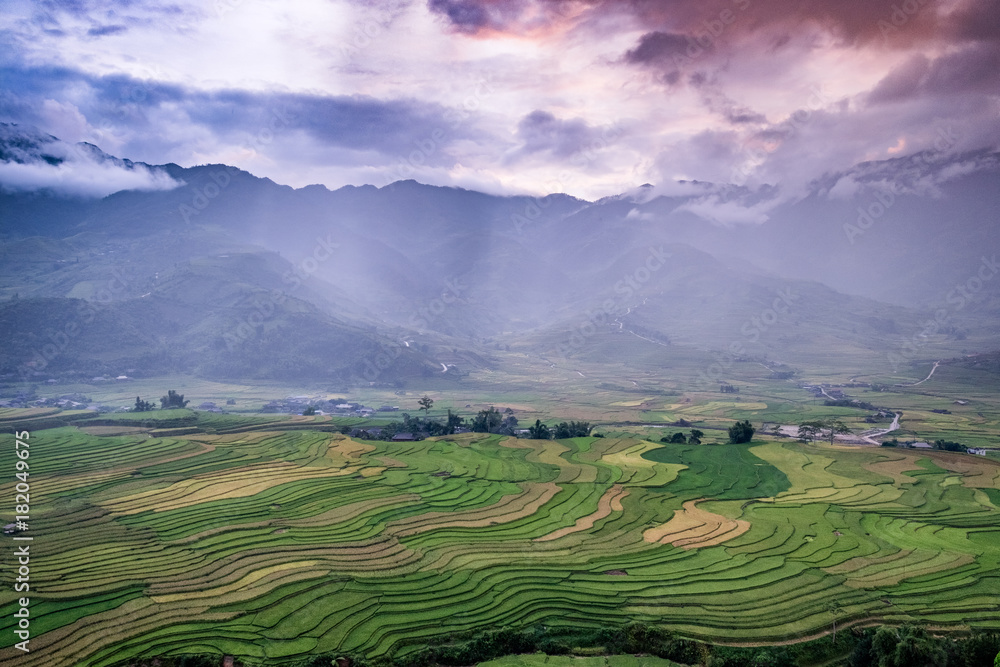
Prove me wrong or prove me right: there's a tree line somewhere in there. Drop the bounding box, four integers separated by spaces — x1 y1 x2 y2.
118 623 1000 667
346 397 594 441
133 390 189 412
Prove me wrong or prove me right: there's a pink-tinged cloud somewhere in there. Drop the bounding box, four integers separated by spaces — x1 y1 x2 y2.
428 0 999 47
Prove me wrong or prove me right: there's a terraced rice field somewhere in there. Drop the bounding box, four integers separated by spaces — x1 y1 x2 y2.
1 427 998 666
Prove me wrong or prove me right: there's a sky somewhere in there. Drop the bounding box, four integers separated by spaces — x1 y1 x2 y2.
0 0 998 204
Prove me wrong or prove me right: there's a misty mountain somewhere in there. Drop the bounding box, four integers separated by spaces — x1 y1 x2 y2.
0 246 447 384
607 150 1000 308
1 123 998 383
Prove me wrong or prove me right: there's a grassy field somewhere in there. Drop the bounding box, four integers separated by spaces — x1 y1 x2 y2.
0 412 997 666
1 349 998 665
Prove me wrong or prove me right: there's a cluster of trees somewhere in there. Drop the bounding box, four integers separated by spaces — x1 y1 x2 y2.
527 420 593 440
404 398 593 440
728 420 755 444
286 624 999 667
825 398 876 410
347 409 472 440
132 396 156 412
161 390 189 409
798 419 851 444
719 384 739 393
112 622 1000 667
660 429 703 445
848 625 1000 667
934 439 967 452
346 399 597 441
469 406 518 434
657 423 757 445
131 390 188 412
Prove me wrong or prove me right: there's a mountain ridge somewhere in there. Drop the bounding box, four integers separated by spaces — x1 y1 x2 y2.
1 124 997 384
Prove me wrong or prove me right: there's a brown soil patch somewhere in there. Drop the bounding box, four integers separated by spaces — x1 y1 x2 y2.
534 485 630 542
327 438 376 463
864 453 921 485
376 456 407 468
926 451 1000 488
77 425 152 436
643 499 750 549
100 460 361 515
173 494 419 543
391 482 560 537
824 549 912 574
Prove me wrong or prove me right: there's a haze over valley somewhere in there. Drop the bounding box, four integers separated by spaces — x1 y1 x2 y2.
2 1 1000 666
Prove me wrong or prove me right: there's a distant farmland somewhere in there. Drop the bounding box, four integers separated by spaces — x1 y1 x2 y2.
1 424 998 666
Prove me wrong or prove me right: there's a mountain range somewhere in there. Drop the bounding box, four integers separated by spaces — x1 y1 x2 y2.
1 122 998 386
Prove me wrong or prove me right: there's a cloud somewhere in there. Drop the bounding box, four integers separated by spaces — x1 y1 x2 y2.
869 44 1000 104
618 0 949 49
624 31 691 65
676 194 775 226
509 110 599 159
1 0 998 202
625 207 654 221
0 63 488 169
426 0 575 35
38 99 89 142
0 156 181 197
0 123 182 197
184 89 467 157
867 54 931 104
86 24 127 37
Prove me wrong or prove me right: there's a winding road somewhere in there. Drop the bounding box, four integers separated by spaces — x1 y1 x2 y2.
910 360 941 386
861 412 901 445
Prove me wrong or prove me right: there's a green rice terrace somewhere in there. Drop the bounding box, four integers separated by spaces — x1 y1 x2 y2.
1 417 999 666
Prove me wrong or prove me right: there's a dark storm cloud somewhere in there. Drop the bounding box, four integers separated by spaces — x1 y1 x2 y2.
189 89 466 158
623 31 690 65
429 0 965 46
428 0 531 33
0 65 471 164
620 0 937 47
616 0 1000 85
945 0 1000 43
427 0 579 34
868 43 1000 104
428 0 493 32
86 24 128 37
507 110 609 163
867 55 931 104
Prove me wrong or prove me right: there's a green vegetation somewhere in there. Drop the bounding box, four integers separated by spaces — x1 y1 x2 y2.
552 422 593 439
727 420 755 444
1 406 996 666
160 390 190 409
133 396 155 412
1 352 999 666
418 396 434 417
112 624 1000 667
528 420 552 440
798 419 851 445
935 439 968 452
